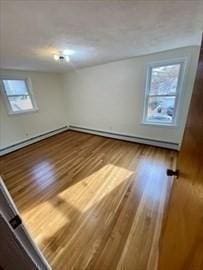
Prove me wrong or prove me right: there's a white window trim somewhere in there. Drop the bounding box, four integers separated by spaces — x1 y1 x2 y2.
142 58 187 127
0 76 39 115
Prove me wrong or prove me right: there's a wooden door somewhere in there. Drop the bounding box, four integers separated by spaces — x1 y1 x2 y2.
158 38 203 269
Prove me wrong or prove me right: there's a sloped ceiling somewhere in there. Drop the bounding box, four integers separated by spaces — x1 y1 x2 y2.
0 0 203 72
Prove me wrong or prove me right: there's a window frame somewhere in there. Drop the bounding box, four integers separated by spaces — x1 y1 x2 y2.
0 76 38 115
142 59 186 127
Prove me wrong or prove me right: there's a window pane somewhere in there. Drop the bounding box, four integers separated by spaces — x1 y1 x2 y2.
3 80 29 96
150 64 181 95
146 96 176 123
8 96 34 112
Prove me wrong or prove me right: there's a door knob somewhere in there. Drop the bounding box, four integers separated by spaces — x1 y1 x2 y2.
166 169 179 178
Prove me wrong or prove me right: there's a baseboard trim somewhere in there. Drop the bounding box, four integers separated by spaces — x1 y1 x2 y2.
0 126 69 156
0 124 179 155
69 125 179 150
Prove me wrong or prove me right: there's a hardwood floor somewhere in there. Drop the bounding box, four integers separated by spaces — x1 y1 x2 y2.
0 131 176 270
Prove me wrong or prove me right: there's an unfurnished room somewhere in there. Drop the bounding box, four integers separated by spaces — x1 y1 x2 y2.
0 1 203 269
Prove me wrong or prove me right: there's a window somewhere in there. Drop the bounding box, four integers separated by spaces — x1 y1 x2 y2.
0 78 38 114
143 61 185 126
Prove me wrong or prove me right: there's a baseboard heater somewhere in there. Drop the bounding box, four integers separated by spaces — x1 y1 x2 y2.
69 125 179 150
0 126 68 156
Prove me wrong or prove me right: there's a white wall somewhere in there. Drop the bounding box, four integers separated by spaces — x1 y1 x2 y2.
63 46 200 145
0 70 66 149
0 46 199 151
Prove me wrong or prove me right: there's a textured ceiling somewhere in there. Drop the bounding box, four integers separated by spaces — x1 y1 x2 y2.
0 0 203 72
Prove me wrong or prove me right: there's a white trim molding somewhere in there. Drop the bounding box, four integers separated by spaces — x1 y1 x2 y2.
0 126 69 156
142 58 187 127
69 125 179 150
0 124 179 156
0 76 39 115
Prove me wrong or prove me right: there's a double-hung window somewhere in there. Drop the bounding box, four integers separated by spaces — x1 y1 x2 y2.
0 78 38 115
143 60 185 126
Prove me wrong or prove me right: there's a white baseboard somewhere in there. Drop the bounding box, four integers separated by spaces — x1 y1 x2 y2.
69 124 179 150
0 124 179 156
0 126 69 156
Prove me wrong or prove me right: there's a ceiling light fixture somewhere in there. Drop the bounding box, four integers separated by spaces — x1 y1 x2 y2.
53 54 60 61
53 50 74 63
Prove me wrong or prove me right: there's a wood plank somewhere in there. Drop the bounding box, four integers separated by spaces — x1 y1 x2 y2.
0 131 176 269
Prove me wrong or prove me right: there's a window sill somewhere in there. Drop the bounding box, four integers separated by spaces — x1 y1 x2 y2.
141 121 177 128
8 108 39 116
